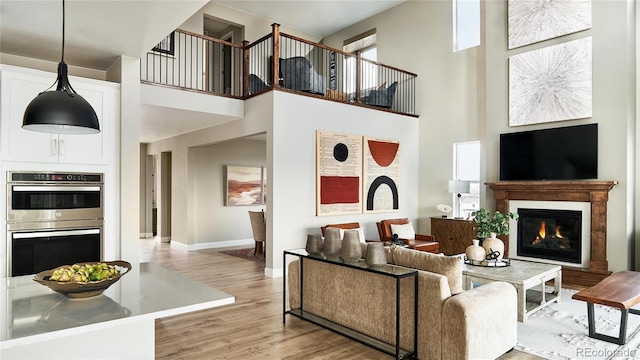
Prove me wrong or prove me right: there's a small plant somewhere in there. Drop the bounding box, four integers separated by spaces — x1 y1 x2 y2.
471 208 518 239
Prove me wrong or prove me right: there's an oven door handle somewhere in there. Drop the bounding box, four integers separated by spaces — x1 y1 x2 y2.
12 186 101 192
12 228 101 239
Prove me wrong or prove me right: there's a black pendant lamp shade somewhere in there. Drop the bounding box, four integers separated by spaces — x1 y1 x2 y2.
22 0 100 134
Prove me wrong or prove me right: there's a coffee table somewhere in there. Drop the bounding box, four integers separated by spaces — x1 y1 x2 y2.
462 259 562 322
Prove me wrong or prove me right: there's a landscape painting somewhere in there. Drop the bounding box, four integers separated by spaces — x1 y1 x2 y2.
225 165 263 206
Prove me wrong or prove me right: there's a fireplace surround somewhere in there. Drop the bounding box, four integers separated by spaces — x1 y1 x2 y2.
486 181 617 286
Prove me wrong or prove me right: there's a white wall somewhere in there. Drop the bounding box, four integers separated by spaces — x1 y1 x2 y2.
269 91 420 275
192 139 266 244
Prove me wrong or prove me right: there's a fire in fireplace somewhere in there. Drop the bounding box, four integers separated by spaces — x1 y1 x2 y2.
517 208 582 264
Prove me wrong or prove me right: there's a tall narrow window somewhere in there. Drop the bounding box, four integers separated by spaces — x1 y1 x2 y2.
343 29 377 94
453 0 480 52
454 141 481 218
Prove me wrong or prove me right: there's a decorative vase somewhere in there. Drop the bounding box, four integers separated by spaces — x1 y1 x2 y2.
340 230 362 263
305 233 323 255
482 232 504 261
323 228 342 259
465 239 485 262
364 242 386 268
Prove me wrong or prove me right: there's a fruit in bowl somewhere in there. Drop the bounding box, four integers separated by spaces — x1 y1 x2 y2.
49 262 121 283
34 260 132 298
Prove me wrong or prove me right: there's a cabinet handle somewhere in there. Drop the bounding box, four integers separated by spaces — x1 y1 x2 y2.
52 138 58 156
59 139 65 156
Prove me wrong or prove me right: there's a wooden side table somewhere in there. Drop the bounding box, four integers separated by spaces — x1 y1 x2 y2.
430 217 476 255
572 271 640 344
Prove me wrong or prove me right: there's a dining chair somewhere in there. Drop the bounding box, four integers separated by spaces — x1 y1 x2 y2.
248 210 266 257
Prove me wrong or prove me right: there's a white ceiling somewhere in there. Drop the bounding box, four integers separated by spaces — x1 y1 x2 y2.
0 0 406 142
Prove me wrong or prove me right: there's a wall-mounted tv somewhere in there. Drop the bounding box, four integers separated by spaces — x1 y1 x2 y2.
500 124 598 181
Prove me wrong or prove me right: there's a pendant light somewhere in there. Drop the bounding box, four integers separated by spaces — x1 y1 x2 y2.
22 0 100 134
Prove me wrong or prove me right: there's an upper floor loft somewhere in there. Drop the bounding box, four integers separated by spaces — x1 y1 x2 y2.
140 24 418 118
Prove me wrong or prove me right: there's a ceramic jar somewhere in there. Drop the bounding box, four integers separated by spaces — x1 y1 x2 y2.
482 232 504 261
465 239 485 262
364 242 386 268
305 233 323 255
323 228 342 259
341 230 362 263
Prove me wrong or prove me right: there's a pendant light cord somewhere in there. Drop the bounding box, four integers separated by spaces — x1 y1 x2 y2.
61 0 65 62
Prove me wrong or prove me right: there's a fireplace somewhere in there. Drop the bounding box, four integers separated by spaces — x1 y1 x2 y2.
486 181 617 286
517 208 582 264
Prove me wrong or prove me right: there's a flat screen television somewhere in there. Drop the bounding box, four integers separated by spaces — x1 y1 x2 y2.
500 124 598 181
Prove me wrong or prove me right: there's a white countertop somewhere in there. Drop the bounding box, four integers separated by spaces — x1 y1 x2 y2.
1 262 235 349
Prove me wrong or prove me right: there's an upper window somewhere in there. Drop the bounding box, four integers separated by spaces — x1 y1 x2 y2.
343 29 377 60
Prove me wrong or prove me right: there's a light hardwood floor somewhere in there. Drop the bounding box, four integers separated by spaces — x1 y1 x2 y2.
142 239 543 359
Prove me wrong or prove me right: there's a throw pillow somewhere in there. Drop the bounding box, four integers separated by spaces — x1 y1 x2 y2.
390 223 415 240
391 245 463 294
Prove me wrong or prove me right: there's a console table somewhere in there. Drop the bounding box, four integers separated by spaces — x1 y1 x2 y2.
283 249 417 359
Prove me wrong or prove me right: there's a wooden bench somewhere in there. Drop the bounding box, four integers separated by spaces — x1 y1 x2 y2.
572 271 640 344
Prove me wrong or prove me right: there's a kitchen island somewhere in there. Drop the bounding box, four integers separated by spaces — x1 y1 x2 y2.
1 262 234 359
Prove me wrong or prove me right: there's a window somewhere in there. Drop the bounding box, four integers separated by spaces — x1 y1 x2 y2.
343 29 377 93
453 0 480 52
454 141 480 218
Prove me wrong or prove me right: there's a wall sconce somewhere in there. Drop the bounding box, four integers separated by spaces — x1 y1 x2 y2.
448 180 470 219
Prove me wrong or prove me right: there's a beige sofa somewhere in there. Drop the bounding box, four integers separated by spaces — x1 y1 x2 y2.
287 245 517 359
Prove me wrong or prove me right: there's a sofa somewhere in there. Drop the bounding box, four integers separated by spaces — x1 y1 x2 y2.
287 245 517 359
279 56 327 95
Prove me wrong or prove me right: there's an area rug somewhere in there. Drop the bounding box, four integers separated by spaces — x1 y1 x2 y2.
516 287 640 359
220 248 265 263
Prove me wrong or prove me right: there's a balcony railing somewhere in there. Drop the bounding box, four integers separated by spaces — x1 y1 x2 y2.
142 25 417 116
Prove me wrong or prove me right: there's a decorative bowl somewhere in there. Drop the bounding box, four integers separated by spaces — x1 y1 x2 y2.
33 260 132 299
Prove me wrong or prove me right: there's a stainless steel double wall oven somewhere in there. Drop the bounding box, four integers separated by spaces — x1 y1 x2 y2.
7 171 104 276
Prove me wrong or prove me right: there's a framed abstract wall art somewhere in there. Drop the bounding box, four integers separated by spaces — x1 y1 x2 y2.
509 37 592 127
316 131 363 216
363 137 400 213
508 0 591 49
225 165 264 206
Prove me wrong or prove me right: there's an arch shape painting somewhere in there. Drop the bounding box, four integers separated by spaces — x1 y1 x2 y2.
364 137 400 213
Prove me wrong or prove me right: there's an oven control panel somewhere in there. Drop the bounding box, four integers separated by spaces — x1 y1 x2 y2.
9 172 102 183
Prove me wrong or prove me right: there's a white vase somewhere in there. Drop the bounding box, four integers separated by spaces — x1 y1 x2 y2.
482 233 504 261
465 239 485 262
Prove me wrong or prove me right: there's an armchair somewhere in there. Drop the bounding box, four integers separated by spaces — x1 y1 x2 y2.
279 56 327 95
362 81 397 109
320 222 369 243
248 74 269 95
377 218 439 253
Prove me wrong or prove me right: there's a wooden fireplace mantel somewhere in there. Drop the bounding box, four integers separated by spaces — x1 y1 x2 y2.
486 180 618 286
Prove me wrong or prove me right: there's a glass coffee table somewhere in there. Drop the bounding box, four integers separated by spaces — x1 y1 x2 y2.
463 259 562 322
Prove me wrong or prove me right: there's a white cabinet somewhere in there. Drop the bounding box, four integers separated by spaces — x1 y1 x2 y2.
1 66 118 164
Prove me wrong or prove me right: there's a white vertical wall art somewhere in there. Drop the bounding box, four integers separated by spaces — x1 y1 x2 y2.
508 0 591 49
509 37 592 127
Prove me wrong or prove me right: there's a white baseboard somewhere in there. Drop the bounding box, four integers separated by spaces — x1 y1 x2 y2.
139 232 153 239
265 267 282 278
168 239 254 252
159 236 171 243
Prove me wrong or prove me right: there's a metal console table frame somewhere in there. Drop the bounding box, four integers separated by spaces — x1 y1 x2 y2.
283 249 418 359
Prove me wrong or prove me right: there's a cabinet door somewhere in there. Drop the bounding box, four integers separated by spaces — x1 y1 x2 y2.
1 67 118 165
56 79 116 165
1 70 58 163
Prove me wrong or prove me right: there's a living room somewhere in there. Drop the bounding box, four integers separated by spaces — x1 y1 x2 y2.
0 0 638 358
